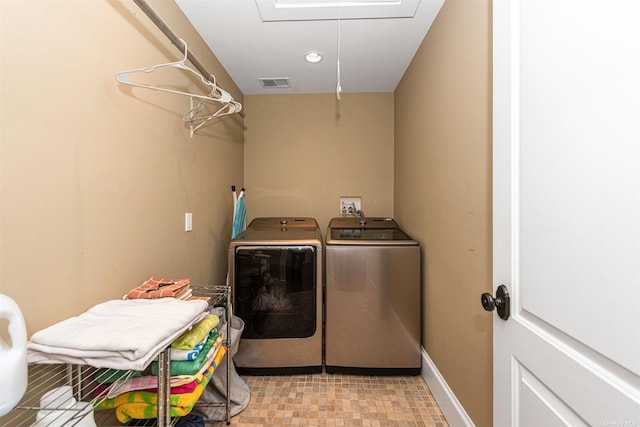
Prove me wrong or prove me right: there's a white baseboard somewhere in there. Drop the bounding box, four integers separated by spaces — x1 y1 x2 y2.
421 348 475 427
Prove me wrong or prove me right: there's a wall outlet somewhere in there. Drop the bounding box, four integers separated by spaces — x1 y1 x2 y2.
340 197 362 216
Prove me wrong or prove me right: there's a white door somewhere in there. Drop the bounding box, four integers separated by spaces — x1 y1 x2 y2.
492 0 640 425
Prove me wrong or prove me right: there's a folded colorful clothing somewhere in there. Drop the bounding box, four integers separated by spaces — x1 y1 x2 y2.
96 368 142 384
171 338 207 361
125 277 190 300
211 343 226 368
95 374 200 399
152 332 222 377
171 314 220 350
137 379 198 395
95 352 225 424
174 286 193 299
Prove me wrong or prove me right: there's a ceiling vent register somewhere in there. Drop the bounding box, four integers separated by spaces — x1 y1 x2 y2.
259 78 291 88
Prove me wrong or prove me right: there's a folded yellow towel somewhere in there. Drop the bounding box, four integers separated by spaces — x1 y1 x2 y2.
171 314 220 350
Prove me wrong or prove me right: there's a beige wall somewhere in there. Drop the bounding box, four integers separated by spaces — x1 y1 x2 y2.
394 0 493 426
0 1 244 335
243 93 394 232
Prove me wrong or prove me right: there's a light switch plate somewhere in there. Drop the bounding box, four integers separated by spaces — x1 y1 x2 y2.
185 213 193 232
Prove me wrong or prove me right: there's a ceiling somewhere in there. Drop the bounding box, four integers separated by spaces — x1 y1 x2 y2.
175 0 445 96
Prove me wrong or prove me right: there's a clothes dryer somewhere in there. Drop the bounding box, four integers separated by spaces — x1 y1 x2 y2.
229 217 323 374
325 217 421 375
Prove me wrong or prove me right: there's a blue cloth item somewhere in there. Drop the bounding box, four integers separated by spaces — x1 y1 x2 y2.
232 195 246 239
175 414 205 427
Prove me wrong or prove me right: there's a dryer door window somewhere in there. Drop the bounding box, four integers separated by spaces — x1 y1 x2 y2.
233 246 316 339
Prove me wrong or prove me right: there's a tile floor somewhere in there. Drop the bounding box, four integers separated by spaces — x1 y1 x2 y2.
228 373 449 427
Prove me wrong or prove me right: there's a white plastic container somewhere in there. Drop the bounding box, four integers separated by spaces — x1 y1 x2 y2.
32 402 97 427
33 386 96 427
0 293 28 417
39 386 76 411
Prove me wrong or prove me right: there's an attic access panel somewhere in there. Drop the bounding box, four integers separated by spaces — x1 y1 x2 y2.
255 0 421 21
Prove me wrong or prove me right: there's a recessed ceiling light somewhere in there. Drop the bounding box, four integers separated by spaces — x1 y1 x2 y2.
304 51 323 64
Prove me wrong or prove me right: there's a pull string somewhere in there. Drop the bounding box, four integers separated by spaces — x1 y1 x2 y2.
336 0 342 100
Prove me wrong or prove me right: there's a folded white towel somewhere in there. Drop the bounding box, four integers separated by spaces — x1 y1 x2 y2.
27 298 208 371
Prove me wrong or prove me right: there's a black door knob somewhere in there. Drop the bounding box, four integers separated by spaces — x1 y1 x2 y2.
481 293 496 311
481 285 510 320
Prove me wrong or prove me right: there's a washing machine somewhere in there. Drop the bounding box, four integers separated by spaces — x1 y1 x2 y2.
325 217 421 375
229 217 323 374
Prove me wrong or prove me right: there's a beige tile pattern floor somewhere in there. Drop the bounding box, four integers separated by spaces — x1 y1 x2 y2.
229 373 449 427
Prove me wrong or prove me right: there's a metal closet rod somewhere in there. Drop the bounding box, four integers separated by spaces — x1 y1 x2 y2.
133 0 245 118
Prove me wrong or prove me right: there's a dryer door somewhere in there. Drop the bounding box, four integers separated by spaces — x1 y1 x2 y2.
233 246 317 339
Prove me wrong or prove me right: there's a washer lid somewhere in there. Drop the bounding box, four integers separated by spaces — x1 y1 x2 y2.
326 217 418 245
327 217 398 229
328 227 417 244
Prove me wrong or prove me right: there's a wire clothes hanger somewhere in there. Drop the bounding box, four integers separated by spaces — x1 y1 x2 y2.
115 39 241 108
184 97 241 137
